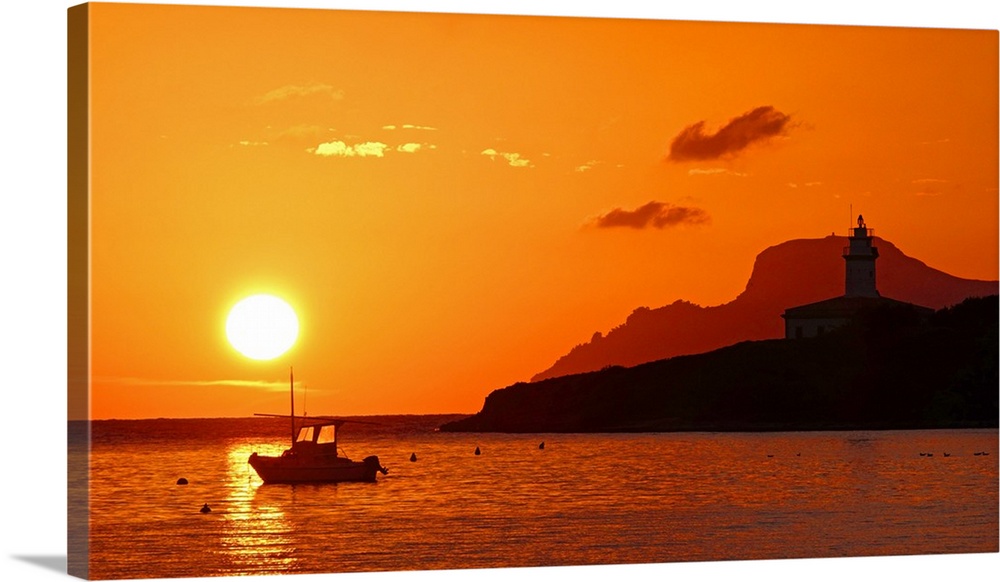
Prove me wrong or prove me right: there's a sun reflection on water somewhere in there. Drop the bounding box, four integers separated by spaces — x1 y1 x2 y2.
217 443 298 574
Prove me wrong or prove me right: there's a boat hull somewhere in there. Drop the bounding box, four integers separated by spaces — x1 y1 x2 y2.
248 453 384 484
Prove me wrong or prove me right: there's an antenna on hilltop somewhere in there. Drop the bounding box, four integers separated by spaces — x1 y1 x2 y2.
849 203 853 231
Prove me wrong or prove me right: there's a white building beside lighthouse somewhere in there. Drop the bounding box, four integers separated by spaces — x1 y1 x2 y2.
781 215 932 339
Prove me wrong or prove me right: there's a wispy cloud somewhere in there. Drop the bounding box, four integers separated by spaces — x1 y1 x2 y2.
96 376 291 391
668 106 792 162
235 125 328 149
482 148 532 168
309 140 389 158
590 201 710 229
383 124 438 131
256 83 344 104
688 168 749 177
911 178 949 197
276 124 328 139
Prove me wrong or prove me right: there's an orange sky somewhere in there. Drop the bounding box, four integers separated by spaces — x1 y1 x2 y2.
83 3 998 420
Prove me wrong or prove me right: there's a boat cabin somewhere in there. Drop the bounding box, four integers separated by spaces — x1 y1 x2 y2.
284 420 343 458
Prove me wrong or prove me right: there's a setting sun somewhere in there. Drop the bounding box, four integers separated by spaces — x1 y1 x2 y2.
225 294 299 360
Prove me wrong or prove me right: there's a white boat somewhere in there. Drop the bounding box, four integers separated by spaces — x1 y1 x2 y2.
247 369 388 484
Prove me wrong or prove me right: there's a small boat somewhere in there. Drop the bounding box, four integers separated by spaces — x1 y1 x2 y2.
247 369 388 484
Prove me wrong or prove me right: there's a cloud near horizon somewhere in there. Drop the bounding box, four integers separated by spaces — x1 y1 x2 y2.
96 376 293 392
668 106 791 162
591 201 710 229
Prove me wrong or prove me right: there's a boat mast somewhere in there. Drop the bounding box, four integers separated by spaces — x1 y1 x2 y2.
290 366 295 446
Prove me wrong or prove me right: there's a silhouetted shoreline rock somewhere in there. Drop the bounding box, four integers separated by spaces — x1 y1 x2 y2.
441 296 998 433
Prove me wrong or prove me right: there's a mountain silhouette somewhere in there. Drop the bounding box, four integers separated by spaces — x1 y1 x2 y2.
532 235 997 382
442 296 998 433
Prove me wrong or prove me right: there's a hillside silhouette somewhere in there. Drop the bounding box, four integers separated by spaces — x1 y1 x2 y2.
443 296 998 433
532 235 997 381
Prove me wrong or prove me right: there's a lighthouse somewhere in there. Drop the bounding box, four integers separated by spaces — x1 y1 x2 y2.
843 214 879 297
780 215 932 339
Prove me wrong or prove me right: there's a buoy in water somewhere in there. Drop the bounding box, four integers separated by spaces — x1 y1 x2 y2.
176 478 188 485
474 446 481 456
410 453 417 462
200 503 211 514
539 442 544 450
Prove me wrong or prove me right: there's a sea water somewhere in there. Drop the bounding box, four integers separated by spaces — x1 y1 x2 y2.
73 417 998 579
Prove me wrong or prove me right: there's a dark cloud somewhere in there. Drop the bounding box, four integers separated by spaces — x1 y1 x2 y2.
593 201 710 229
668 106 791 162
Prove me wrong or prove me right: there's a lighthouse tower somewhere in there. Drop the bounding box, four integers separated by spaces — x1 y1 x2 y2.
843 214 879 297
782 214 931 339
